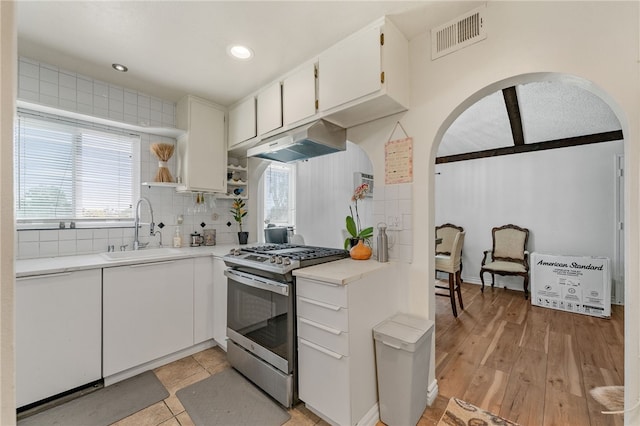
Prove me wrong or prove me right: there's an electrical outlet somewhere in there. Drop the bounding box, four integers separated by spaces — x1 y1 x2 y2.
387 216 402 231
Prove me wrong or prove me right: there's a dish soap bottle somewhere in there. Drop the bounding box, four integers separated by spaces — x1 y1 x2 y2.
173 228 182 248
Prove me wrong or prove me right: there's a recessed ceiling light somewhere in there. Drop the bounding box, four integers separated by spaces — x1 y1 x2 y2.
112 63 128 72
227 45 254 60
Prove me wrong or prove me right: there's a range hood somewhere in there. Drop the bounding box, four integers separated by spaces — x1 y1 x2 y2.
247 119 346 163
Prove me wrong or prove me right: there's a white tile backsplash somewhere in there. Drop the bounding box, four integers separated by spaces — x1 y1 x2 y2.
19 242 39 259
19 230 39 242
39 230 59 241
59 72 76 89
40 241 59 257
76 229 93 240
373 184 413 263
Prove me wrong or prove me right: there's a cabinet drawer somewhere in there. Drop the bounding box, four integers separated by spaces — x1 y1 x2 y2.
296 277 347 307
298 337 350 426
297 316 349 356
297 295 348 332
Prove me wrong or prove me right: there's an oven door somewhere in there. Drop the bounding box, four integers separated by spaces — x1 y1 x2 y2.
225 269 293 374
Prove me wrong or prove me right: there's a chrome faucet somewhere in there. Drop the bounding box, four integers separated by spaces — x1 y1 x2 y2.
133 197 155 250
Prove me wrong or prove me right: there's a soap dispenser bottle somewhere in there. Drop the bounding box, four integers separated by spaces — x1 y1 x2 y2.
173 228 182 248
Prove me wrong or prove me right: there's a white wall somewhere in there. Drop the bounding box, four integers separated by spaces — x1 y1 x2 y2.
435 140 623 291
349 2 639 419
296 141 373 248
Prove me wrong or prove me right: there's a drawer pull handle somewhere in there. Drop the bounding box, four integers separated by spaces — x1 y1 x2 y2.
299 317 342 335
298 296 341 311
299 338 343 359
16 272 71 281
380 340 402 350
129 260 176 268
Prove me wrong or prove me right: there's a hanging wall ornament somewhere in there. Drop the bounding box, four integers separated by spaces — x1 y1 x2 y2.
150 143 175 182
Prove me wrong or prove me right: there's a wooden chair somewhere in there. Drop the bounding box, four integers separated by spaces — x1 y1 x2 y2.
480 224 530 299
435 230 465 317
436 223 464 273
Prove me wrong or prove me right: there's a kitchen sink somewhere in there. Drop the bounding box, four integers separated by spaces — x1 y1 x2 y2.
100 247 183 261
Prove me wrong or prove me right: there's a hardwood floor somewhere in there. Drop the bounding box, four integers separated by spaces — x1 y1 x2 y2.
419 281 624 426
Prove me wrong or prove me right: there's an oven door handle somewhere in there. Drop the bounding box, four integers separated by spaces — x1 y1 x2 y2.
224 269 289 296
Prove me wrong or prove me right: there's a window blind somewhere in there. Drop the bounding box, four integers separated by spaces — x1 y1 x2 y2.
14 111 139 223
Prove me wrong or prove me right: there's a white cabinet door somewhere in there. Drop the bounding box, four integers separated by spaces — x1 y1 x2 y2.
16 269 102 407
298 337 350 425
318 25 381 112
177 95 226 192
257 82 282 135
228 97 257 148
194 256 214 344
283 63 316 126
103 259 194 376
212 257 228 350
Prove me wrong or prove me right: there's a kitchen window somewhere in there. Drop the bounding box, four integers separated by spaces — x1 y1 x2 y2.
14 111 140 227
261 162 296 227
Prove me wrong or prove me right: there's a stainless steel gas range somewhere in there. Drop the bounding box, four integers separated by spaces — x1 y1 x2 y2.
223 244 349 407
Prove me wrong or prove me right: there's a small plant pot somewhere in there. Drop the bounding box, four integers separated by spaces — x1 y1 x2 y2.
238 232 249 245
350 239 372 260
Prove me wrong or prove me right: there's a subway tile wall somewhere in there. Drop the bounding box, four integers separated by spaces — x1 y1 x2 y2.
373 183 413 262
16 57 238 259
18 57 175 127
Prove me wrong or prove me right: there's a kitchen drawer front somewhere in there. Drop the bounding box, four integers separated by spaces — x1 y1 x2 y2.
297 295 348 332
296 277 347 308
298 337 351 426
297 316 349 356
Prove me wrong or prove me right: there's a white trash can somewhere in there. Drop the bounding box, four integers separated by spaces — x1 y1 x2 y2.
373 313 434 426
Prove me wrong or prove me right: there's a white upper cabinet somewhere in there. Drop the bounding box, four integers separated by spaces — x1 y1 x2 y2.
176 95 226 193
257 82 283 135
228 97 257 148
283 63 317 127
318 17 409 128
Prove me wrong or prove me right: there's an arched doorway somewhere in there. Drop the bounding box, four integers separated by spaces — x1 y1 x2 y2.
431 73 626 424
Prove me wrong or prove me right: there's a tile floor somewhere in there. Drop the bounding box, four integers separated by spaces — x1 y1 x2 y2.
111 346 330 426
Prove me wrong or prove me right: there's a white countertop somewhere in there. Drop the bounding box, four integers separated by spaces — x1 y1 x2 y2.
16 245 392 283
15 244 242 277
293 257 391 285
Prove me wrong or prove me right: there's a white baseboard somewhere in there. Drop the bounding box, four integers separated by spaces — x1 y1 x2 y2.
304 402 379 426
358 403 380 426
427 379 439 406
104 339 216 386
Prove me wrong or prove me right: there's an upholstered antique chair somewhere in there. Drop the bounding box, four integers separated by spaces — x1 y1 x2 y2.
435 230 465 317
480 224 530 299
436 223 465 272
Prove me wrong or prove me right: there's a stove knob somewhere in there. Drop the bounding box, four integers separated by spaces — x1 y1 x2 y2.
270 256 277 263
276 256 283 264
283 258 291 266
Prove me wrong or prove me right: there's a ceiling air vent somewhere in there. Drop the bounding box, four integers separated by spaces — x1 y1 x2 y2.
432 5 487 60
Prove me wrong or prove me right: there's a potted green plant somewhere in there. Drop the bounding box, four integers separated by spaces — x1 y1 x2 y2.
230 197 248 244
344 183 373 250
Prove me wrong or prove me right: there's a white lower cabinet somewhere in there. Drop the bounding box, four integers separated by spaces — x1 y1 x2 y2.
194 256 214 344
16 269 102 408
212 257 228 350
296 269 396 426
103 259 194 376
